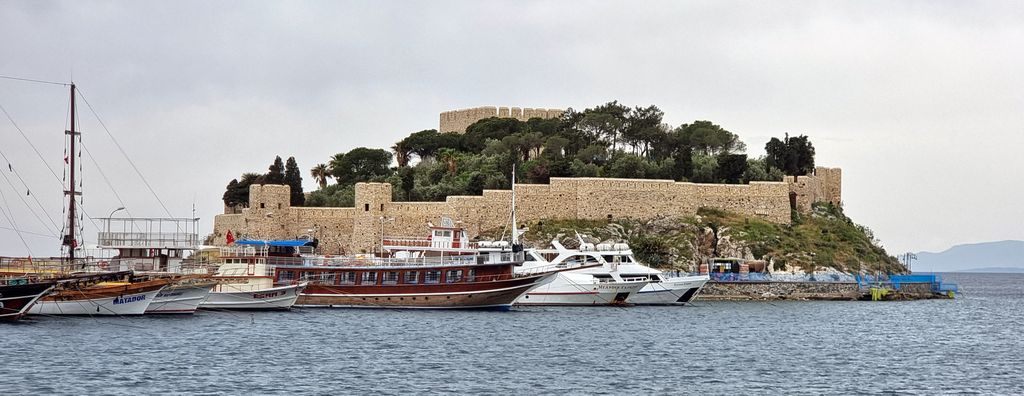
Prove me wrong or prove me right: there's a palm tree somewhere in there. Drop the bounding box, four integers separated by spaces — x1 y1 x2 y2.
310 163 329 190
437 148 458 176
328 153 347 184
392 141 411 168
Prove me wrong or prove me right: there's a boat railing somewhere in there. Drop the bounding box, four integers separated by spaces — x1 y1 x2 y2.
515 261 579 277
0 256 131 276
261 251 525 268
97 231 198 249
381 236 479 250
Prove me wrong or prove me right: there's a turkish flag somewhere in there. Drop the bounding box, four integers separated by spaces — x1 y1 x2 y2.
226 230 235 245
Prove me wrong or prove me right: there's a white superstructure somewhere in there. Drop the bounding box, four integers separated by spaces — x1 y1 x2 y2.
514 240 709 305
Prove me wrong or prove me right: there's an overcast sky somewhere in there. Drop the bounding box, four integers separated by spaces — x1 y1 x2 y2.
1 1 1022 257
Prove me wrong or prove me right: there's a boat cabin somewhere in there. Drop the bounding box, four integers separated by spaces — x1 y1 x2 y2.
97 217 199 273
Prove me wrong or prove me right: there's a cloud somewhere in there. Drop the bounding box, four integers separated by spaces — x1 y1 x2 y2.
1 1 1022 256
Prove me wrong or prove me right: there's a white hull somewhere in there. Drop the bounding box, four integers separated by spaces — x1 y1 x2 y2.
29 288 163 316
629 275 710 305
200 283 305 310
516 274 647 306
146 283 216 314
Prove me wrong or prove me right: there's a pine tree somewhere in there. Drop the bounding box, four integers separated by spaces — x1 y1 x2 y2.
284 156 305 206
265 156 285 184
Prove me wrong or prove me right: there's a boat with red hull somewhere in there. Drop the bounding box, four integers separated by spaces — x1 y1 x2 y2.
276 257 558 310
0 281 56 321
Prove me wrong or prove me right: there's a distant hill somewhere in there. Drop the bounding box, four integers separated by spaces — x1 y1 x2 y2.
914 240 1024 273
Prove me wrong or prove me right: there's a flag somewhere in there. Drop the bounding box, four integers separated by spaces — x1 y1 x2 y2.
226 230 235 245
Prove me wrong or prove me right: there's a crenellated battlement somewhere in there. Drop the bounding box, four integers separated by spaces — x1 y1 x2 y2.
213 168 842 254
439 106 564 133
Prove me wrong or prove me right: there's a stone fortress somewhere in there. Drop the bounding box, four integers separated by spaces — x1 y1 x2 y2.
212 168 842 255
439 106 564 133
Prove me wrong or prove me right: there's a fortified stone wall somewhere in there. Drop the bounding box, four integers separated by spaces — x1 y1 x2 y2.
439 106 564 133
786 167 842 212
212 168 841 254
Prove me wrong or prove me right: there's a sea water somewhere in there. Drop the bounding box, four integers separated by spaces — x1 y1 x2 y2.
2 273 1021 395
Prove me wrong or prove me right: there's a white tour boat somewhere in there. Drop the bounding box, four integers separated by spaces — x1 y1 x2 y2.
199 242 307 310
511 241 648 306
28 276 170 316
146 278 217 314
513 239 709 305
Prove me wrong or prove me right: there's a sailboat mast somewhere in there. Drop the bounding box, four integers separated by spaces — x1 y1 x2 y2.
511 164 518 245
65 83 78 261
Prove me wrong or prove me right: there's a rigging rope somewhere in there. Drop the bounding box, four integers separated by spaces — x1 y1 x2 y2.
0 185 33 255
0 167 58 236
0 74 69 86
77 88 185 233
0 224 56 239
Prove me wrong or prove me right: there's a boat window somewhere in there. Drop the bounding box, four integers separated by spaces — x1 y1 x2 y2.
593 274 614 283
383 271 399 285
361 272 378 285
446 270 463 283
318 273 336 284
279 270 294 282
524 254 537 262
467 269 475 282
622 255 633 263
602 255 617 263
404 271 418 284
424 271 441 284
569 255 601 265
339 272 356 285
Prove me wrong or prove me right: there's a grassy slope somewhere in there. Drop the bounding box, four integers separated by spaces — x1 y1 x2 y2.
482 203 904 274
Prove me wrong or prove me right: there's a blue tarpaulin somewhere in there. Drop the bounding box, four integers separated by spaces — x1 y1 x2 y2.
233 239 313 247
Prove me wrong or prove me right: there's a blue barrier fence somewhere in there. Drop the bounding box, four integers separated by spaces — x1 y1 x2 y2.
684 271 958 294
857 273 958 293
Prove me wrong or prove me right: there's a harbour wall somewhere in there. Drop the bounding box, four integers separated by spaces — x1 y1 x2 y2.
698 281 862 301
212 168 841 255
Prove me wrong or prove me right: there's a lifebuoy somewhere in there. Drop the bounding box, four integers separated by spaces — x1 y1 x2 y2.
98 261 109 270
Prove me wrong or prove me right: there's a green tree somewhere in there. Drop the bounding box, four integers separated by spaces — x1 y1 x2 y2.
310 163 329 190
743 157 784 183
265 156 285 184
222 172 261 208
391 140 412 168
329 147 394 185
606 154 649 178
676 121 746 155
623 105 665 157
437 148 459 176
305 184 355 207
690 154 718 183
716 154 748 184
463 118 527 152
397 166 415 200
575 144 608 165
524 158 550 184
284 156 304 206
765 133 816 178
580 101 629 153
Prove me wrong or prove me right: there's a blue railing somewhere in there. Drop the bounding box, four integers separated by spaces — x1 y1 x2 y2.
702 272 855 283
694 272 957 294
856 273 957 293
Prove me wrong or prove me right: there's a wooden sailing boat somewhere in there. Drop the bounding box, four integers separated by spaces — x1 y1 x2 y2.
20 83 170 316
0 276 56 321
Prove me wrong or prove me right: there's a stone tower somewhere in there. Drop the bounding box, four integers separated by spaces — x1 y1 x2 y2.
351 183 393 254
